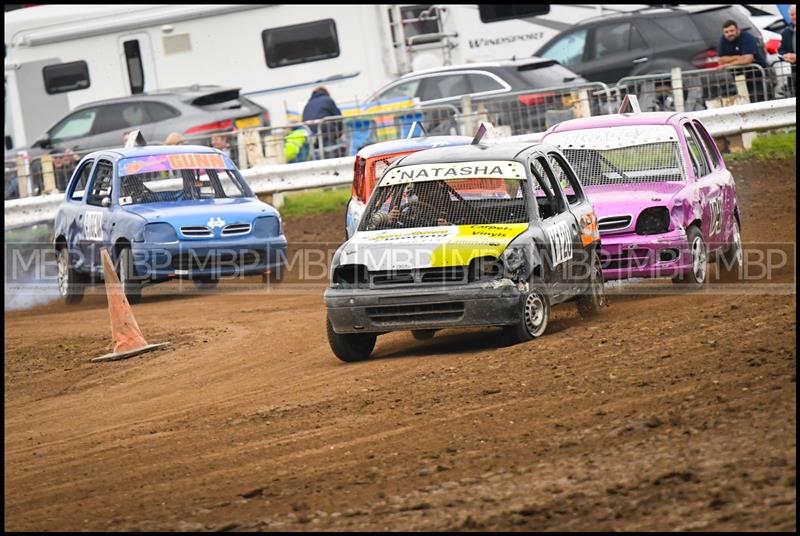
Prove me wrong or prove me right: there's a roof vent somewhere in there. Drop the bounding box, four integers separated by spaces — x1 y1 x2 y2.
618 95 641 114
405 121 427 139
124 129 147 148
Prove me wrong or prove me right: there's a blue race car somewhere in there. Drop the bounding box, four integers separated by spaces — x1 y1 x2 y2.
54 144 286 304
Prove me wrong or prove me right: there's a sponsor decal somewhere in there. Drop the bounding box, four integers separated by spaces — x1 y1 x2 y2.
579 212 599 247
383 161 526 185
84 211 104 241
121 154 228 176
546 220 572 267
545 125 678 150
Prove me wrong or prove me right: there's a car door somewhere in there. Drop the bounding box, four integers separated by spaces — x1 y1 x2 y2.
683 120 725 251
79 158 115 271
546 150 599 287
692 119 736 244
528 153 580 300
46 106 102 153
581 21 653 83
60 157 95 268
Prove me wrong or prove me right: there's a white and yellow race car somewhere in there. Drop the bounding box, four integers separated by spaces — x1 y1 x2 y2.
325 133 605 362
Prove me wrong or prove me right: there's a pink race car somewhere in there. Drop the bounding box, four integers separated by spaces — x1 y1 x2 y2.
542 98 742 285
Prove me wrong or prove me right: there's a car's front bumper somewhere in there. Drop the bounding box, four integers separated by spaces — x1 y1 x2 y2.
130 236 287 280
599 228 691 280
325 279 523 334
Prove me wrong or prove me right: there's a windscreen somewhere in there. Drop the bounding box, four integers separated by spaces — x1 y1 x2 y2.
360 176 528 231
562 142 686 188
118 153 247 205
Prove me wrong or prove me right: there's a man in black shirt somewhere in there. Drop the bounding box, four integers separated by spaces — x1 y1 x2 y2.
717 19 768 102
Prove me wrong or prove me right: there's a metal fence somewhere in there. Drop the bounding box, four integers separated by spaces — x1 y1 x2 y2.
458 82 612 137
4 62 797 201
614 64 793 113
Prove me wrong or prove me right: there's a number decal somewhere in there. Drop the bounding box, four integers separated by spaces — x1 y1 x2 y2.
709 198 722 236
84 211 104 241
546 220 573 267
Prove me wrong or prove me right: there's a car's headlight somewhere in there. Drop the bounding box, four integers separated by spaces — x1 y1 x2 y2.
253 216 280 238
144 222 178 243
635 206 670 235
332 263 368 288
468 256 502 282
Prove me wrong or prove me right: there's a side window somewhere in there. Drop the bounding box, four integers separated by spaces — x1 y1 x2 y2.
683 123 710 178
376 79 421 102
262 19 340 68
86 160 114 206
530 157 565 219
92 103 148 134
693 120 721 170
467 73 505 93
143 102 180 122
548 152 586 206
50 109 97 143
68 160 94 201
418 75 469 101
538 29 587 66
42 61 90 94
592 22 634 60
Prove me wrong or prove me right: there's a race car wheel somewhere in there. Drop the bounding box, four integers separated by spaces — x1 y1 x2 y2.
718 218 743 283
411 329 437 341
673 225 708 288
57 247 86 305
576 250 605 318
504 285 549 344
118 247 142 305
326 316 377 362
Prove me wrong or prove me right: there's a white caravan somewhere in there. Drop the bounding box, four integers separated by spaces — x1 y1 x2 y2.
4 4 648 149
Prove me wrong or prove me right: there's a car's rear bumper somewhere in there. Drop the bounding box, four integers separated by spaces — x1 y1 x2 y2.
599 228 691 280
325 279 523 334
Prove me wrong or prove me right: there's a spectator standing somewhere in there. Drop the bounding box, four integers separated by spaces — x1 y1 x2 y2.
164 132 185 145
779 5 796 64
302 86 344 158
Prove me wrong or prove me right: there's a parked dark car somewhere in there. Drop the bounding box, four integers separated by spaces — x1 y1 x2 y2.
23 86 269 191
534 5 766 84
365 59 589 135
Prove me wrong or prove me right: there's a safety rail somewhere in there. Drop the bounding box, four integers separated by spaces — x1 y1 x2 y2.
5 98 794 231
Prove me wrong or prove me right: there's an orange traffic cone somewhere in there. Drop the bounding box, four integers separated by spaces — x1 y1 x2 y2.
91 248 168 363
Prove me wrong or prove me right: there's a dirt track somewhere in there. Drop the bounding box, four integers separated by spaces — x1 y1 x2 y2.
4 159 796 531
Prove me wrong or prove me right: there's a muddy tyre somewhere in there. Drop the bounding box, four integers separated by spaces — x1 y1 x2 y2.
327 316 376 362
673 225 708 288
718 218 743 283
504 285 549 344
576 250 605 318
57 247 86 305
